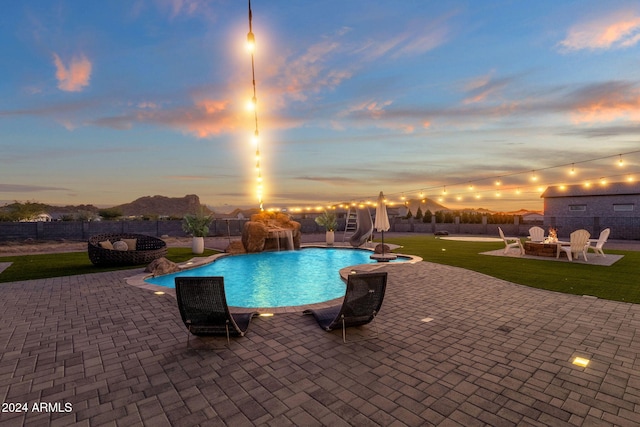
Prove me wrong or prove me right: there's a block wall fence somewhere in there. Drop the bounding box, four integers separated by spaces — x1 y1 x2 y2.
1 215 637 242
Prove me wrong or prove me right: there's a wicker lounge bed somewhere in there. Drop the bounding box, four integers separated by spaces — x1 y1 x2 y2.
88 233 168 266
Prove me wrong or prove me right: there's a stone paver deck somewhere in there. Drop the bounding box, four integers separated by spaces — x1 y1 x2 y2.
1 256 640 426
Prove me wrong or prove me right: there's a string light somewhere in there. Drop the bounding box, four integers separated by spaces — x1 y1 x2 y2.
618 154 624 167
276 150 639 211
247 0 263 210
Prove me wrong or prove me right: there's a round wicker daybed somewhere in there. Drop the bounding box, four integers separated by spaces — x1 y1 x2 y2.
88 233 168 266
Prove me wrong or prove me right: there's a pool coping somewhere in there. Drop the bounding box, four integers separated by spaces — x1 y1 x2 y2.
125 243 422 314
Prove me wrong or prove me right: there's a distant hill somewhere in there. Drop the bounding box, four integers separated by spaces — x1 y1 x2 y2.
112 194 209 217
400 199 542 216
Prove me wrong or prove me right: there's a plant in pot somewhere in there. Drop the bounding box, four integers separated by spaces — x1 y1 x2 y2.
315 211 338 246
182 209 214 254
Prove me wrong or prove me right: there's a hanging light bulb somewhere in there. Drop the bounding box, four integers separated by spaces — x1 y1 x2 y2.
531 170 538 181
569 163 575 175
247 0 263 210
618 154 624 167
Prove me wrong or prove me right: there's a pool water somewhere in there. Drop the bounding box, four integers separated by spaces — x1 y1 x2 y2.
145 247 399 308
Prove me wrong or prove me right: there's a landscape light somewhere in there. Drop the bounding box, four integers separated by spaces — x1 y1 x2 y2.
572 357 589 367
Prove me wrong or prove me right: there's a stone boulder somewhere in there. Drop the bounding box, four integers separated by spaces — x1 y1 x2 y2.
241 211 302 252
242 221 269 253
145 257 180 275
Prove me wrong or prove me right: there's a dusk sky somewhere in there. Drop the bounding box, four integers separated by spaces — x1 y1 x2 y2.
1 0 640 213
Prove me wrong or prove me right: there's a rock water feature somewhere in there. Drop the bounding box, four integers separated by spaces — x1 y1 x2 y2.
231 212 301 254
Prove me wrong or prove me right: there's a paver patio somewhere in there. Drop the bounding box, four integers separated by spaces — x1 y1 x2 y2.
1 254 639 426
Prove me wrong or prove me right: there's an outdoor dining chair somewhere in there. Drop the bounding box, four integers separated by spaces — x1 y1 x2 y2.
175 276 258 347
586 228 610 257
303 271 387 343
557 229 590 261
528 226 545 243
498 227 524 255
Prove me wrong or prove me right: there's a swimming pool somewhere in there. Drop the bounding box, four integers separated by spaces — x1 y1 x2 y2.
145 247 401 308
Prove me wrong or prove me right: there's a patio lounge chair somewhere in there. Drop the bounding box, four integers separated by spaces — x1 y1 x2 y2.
303 271 387 343
175 276 258 347
498 227 524 255
557 229 590 261
587 228 610 257
528 226 545 243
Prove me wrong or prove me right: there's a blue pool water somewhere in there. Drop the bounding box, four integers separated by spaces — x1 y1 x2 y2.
145 247 400 308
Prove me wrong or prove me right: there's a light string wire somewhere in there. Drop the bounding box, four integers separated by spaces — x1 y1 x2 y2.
268 149 639 212
358 149 640 207
247 0 263 211
381 149 640 201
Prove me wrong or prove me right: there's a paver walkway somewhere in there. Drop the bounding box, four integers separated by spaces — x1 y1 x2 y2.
1 261 639 426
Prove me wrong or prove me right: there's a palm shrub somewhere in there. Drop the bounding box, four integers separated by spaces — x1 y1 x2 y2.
182 209 214 237
315 211 338 231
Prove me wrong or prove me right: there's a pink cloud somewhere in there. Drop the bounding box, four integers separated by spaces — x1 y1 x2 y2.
567 82 640 123
559 12 640 50
53 53 92 92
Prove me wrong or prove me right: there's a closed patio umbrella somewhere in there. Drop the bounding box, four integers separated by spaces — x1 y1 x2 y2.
374 191 390 255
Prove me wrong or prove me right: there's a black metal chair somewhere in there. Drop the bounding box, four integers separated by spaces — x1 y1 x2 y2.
303 271 387 342
175 276 257 347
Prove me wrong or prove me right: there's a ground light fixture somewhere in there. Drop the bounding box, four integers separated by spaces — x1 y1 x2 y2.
572 357 590 368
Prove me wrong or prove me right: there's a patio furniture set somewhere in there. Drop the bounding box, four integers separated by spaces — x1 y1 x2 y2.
88 233 168 266
175 272 388 346
499 226 611 261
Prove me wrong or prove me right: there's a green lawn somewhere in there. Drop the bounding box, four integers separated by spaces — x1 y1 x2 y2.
383 236 640 304
0 248 217 283
1 238 639 304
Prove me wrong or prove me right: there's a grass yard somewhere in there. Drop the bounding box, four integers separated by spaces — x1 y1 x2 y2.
1 237 639 304
0 248 217 283
384 236 640 304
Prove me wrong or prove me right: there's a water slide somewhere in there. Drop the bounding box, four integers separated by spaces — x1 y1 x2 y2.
349 207 373 247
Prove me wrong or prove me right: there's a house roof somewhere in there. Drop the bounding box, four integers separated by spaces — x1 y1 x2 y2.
541 181 640 198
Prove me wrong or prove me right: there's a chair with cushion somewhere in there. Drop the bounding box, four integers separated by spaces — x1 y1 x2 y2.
586 228 610 257
498 227 524 255
303 272 387 343
528 226 545 243
175 276 258 347
557 229 590 261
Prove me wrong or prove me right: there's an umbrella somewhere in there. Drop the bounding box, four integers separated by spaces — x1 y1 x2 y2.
374 191 390 255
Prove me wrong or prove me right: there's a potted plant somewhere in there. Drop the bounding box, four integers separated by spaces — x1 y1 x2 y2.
182 208 214 254
315 211 338 246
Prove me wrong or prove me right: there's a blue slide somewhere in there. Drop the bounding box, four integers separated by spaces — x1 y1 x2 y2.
349 207 373 247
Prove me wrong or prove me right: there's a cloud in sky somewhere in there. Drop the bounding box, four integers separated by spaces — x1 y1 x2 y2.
559 11 640 51
52 53 92 92
0 184 70 193
566 81 640 123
